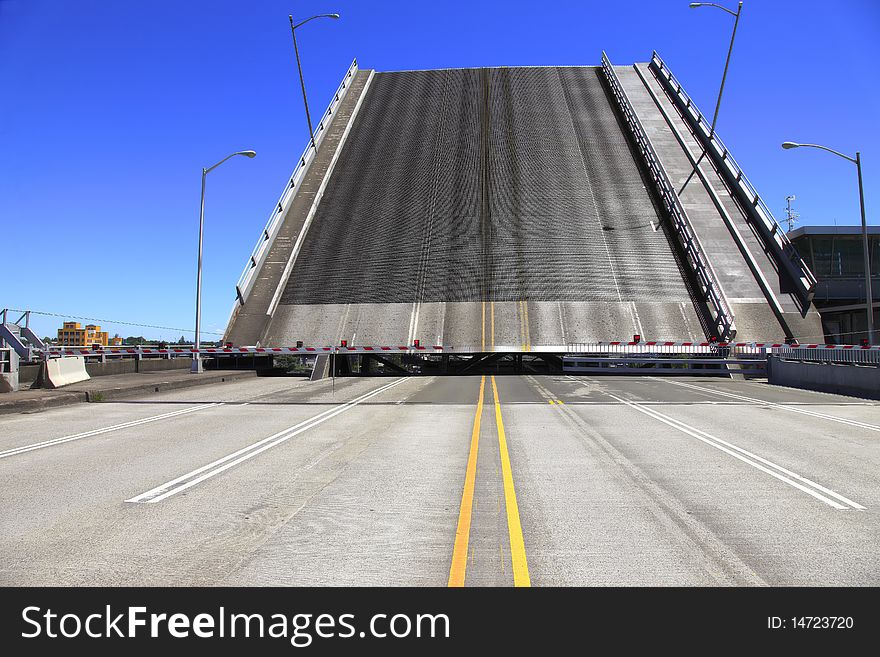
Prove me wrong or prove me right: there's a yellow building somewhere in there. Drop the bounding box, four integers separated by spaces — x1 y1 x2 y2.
109 336 123 346
57 322 110 346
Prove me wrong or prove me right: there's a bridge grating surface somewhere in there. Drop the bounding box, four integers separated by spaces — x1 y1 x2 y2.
279 67 694 306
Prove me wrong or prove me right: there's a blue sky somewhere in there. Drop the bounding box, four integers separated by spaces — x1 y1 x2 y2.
1 0 878 341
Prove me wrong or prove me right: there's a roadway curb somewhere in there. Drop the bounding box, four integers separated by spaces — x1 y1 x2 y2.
82 371 259 402
0 371 258 415
0 392 88 416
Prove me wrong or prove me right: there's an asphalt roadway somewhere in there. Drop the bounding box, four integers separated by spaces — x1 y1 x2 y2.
1 374 878 586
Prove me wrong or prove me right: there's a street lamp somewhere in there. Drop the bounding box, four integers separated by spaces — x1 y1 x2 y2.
690 1 744 137
192 150 257 373
782 141 874 344
289 13 340 151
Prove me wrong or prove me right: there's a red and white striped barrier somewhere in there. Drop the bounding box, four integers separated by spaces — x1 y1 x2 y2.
40 341 880 358
43 345 447 357
591 341 878 349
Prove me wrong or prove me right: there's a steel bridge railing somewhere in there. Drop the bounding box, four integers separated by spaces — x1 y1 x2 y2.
233 58 360 306
648 51 818 313
771 346 880 366
601 52 736 341
568 342 714 355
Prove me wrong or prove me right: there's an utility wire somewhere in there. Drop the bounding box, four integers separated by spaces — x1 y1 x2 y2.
3 309 223 335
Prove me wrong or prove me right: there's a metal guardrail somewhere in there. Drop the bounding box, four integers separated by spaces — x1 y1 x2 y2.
565 358 761 365
648 52 818 313
771 347 880 366
36 342 880 359
48 343 198 349
233 58 360 306
568 342 716 355
42 342 756 358
600 52 736 341
562 356 765 375
42 348 196 362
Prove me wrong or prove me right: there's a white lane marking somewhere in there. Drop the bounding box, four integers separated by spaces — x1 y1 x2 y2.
498 400 875 406
558 302 567 346
629 303 644 340
406 302 418 347
126 378 408 504
565 374 595 383
0 403 223 461
558 377 874 406
412 303 421 344
664 380 880 433
564 101 622 303
678 302 697 341
605 392 863 510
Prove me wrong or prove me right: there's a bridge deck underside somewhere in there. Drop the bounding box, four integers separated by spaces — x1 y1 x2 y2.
264 67 707 347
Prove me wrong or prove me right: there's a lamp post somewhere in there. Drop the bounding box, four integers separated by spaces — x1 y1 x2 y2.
689 2 744 137
289 13 340 151
782 141 874 344
192 150 257 373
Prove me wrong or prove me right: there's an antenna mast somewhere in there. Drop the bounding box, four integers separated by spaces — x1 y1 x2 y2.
784 195 799 232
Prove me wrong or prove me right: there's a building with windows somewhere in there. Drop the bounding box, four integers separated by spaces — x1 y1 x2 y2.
788 225 880 344
56 322 110 346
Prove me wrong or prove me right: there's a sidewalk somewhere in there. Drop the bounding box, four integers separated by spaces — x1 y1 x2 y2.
0 369 258 415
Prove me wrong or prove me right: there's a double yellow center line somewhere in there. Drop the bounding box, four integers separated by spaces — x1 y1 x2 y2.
448 375 530 587
491 376 530 586
448 377 485 586
480 299 529 351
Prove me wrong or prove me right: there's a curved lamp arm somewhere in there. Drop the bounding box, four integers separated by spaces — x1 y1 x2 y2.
292 13 340 30
690 2 739 17
204 150 257 175
781 142 857 165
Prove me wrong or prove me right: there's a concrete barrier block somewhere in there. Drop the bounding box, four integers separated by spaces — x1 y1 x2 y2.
768 357 880 400
45 356 90 388
86 360 137 377
138 358 192 373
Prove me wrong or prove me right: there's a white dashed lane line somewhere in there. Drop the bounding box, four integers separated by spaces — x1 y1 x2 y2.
126 378 408 504
0 403 223 461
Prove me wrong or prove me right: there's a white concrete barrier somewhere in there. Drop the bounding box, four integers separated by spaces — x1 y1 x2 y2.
45 356 90 388
768 357 880 400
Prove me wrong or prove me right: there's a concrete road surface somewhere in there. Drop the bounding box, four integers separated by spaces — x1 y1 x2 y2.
1 374 878 586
